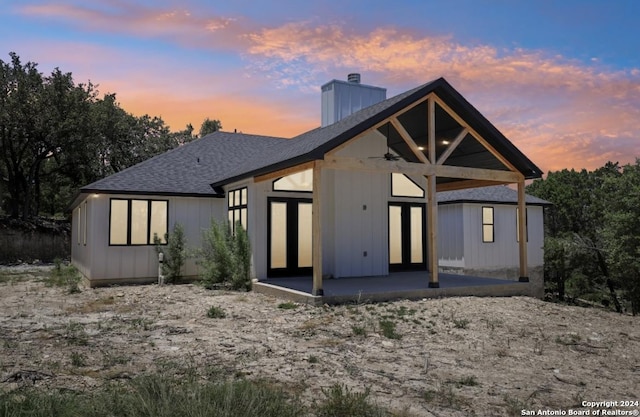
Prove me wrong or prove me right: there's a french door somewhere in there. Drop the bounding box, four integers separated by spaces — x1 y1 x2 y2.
267 198 313 277
388 202 426 271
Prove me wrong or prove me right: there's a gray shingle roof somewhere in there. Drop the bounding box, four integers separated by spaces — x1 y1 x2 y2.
76 77 545 204
438 185 552 205
80 132 287 196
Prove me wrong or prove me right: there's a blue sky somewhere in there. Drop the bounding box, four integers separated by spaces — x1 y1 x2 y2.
1 0 639 172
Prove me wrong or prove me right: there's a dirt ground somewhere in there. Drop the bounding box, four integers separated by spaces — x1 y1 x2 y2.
1 265 639 416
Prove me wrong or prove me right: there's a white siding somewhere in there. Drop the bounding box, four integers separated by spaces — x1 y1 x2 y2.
81 194 223 282
332 169 388 277
463 203 544 269
438 204 464 267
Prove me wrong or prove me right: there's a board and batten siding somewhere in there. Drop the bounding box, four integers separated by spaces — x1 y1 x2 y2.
462 203 544 269
437 204 465 267
331 129 391 278
76 194 223 283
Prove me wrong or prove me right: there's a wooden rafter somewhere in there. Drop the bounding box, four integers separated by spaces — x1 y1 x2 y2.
431 95 520 173
390 118 429 164
428 96 436 164
436 128 468 165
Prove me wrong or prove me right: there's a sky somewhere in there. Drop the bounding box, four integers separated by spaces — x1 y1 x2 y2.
1 0 639 174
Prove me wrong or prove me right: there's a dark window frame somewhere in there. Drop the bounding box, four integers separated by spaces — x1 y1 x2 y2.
108 198 169 246
228 187 248 234
482 206 494 243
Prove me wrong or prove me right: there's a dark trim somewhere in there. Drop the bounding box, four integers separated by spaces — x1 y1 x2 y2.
438 200 551 207
211 78 543 189
108 198 169 247
388 202 427 272
81 188 222 198
267 197 313 278
518 276 530 282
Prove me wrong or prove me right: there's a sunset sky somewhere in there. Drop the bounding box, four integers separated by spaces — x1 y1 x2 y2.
1 0 639 174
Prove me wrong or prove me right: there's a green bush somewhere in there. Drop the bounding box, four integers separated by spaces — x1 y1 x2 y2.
0 373 304 417
316 383 387 417
207 305 226 319
200 220 252 291
154 223 187 284
47 259 81 294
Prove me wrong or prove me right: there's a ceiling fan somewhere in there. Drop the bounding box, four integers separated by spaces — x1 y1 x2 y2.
369 123 402 161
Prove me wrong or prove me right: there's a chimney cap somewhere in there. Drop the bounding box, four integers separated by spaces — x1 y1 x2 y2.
347 73 361 83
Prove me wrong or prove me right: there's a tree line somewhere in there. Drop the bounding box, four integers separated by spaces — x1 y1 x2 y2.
0 52 221 219
526 160 640 314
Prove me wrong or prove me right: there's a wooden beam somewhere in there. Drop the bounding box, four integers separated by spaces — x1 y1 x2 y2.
428 97 436 164
427 174 439 288
390 118 429 164
436 128 468 165
431 95 520 173
517 179 529 282
253 161 315 183
312 160 324 296
436 179 510 192
323 156 522 183
323 156 432 176
434 165 522 183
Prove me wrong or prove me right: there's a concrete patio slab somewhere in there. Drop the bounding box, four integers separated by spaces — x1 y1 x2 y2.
253 271 534 305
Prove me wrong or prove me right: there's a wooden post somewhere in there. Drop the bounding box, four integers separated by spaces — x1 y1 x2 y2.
517 179 529 282
427 174 439 288
427 98 439 287
312 160 324 296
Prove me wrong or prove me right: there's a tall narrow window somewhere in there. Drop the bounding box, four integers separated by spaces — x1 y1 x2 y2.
273 169 313 192
228 187 248 234
82 202 87 246
109 199 168 245
516 207 528 242
76 207 81 245
482 206 494 243
391 173 424 198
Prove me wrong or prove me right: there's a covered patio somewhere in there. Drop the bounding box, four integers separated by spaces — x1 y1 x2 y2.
253 271 534 305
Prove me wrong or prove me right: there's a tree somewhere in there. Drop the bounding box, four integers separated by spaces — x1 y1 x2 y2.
0 53 95 218
199 118 222 137
602 160 640 314
526 161 640 313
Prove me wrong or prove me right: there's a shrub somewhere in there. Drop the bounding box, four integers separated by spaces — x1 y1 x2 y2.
47 260 81 294
207 305 226 319
154 223 187 284
316 383 387 417
200 220 252 291
379 319 401 340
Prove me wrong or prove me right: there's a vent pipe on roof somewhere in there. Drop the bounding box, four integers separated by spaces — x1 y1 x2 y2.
347 73 361 83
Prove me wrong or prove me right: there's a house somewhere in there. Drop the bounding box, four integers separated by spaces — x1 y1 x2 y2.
70 75 546 298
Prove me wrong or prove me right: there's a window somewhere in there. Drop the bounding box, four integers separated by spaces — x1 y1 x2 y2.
391 173 424 198
516 207 528 242
228 187 247 234
109 199 168 245
82 201 87 246
273 169 313 192
76 206 81 246
482 206 494 243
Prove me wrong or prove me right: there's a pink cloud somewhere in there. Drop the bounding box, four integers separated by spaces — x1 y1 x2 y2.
15 3 640 172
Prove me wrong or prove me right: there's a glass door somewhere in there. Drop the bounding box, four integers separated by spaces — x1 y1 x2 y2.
388 202 426 271
268 198 313 276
